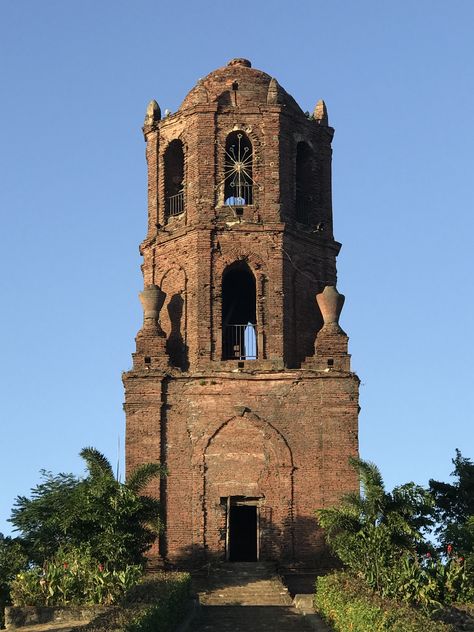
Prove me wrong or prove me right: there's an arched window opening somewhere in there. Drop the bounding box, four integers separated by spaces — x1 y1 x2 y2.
224 132 253 206
295 142 313 224
222 262 257 360
164 140 185 219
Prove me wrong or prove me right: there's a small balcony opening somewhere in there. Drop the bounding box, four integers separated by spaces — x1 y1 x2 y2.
164 139 184 219
296 141 313 224
222 261 257 360
224 131 253 206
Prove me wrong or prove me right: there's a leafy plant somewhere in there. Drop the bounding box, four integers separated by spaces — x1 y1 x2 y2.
10 548 142 606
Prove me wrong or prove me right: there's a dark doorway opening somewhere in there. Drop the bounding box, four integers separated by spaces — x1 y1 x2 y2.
222 261 257 360
164 139 185 219
229 504 258 561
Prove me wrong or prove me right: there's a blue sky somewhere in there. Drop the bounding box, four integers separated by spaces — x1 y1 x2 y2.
1 0 473 535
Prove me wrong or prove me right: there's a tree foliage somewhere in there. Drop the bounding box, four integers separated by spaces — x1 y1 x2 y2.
10 448 166 568
0 533 28 619
430 450 474 557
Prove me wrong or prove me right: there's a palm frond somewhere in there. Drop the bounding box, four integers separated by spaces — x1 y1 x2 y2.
80 447 114 479
340 491 366 515
317 507 362 537
126 463 166 493
351 457 385 498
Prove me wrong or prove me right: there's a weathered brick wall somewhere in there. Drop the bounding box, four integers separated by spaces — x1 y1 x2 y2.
124 370 359 562
125 58 360 565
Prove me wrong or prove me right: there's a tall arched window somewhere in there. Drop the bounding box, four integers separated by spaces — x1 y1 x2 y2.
224 132 253 206
164 140 185 219
295 142 313 224
222 261 257 360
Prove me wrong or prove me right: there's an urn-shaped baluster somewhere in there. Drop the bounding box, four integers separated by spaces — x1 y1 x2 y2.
139 285 166 331
316 285 345 331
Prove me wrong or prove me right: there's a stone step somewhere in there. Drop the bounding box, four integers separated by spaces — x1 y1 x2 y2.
194 605 314 631
200 599 292 606
191 563 329 631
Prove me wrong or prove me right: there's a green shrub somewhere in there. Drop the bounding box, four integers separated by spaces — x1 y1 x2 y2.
124 575 191 632
314 572 454 632
387 553 441 608
377 551 472 608
10 548 142 606
78 573 192 632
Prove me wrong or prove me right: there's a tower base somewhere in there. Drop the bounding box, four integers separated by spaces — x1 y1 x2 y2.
124 365 359 565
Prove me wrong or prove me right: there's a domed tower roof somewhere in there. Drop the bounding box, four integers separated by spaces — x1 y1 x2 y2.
179 58 303 114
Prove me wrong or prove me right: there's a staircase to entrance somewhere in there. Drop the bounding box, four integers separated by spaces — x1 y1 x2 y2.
191 562 330 631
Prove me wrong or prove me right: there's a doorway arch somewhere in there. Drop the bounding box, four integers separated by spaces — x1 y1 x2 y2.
200 412 295 560
221 261 257 360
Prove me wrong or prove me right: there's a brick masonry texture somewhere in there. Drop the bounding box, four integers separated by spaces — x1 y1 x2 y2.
123 58 359 564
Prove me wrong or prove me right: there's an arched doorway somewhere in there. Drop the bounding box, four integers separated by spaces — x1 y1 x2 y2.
221 262 257 360
164 139 185 219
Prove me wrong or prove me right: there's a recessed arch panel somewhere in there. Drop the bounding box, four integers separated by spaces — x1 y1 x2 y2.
199 412 294 560
160 266 188 369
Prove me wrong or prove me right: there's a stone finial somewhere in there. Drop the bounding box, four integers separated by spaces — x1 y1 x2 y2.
139 285 165 331
194 80 209 105
314 99 328 125
316 286 345 332
267 77 280 104
144 100 161 127
227 58 252 68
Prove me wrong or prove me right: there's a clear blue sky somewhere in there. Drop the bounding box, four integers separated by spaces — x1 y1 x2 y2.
1 0 473 536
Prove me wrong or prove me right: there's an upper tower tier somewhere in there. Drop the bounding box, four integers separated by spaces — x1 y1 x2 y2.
137 58 343 370
141 57 335 242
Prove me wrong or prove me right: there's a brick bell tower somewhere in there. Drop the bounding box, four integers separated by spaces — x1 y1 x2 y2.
123 58 359 565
